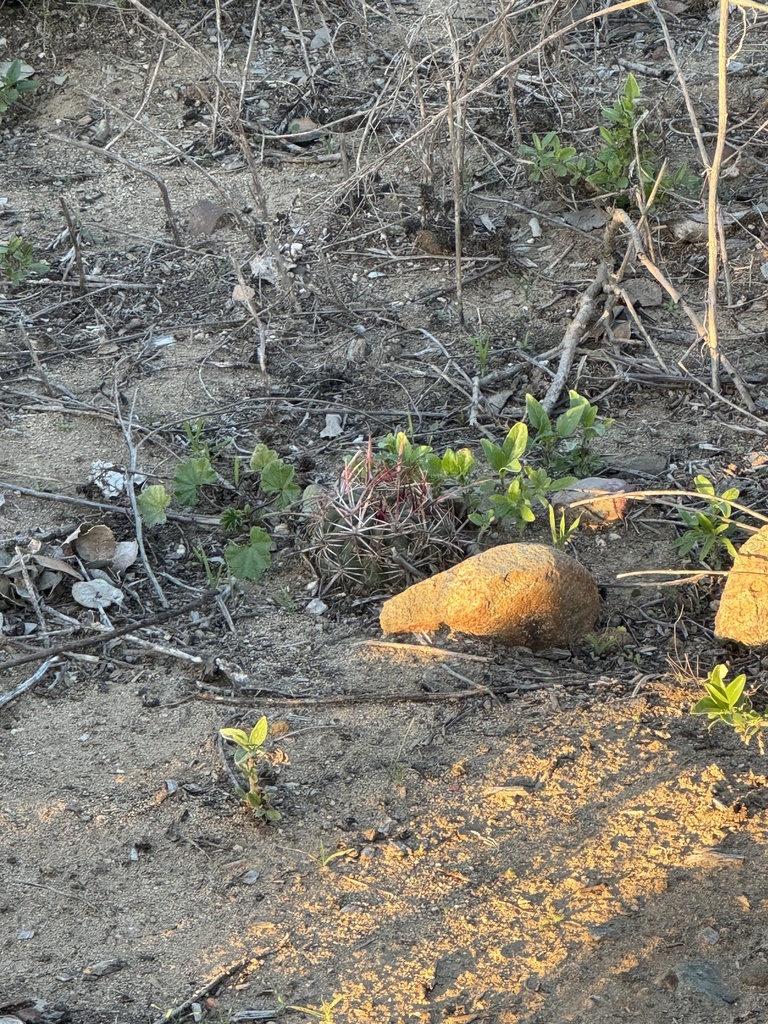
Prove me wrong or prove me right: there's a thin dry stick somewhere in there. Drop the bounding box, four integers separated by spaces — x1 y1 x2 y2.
652 2 710 166
13 546 49 641
0 480 220 526
0 591 219 673
211 0 224 148
231 256 269 373
0 657 59 709
122 0 294 295
105 37 166 151
115 387 169 608
616 287 670 372
151 960 249 1024
446 79 464 326
238 0 262 114
609 209 706 336
58 197 87 293
48 134 182 246
704 0 731 391
541 263 610 413
567 488 768 524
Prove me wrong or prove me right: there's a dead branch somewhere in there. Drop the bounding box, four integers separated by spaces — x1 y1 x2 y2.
541 263 610 413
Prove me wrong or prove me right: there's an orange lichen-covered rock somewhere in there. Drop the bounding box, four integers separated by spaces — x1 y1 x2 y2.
715 526 768 646
379 543 599 650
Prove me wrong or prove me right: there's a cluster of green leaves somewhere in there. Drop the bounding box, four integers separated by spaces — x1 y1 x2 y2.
380 390 610 542
0 59 38 118
520 74 697 199
137 422 300 581
220 717 281 820
0 235 49 286
464 330 492 374
692 665 768 750
676 475 739 567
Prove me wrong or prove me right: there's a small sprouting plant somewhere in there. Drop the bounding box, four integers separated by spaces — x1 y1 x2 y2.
464 329 492 374
220 717 281 821
583 625 629 656
548 502 582 549
676 475 739 567
588 72 649 191
289 994 345 1023
0 59 38 119
520 74 698 201
526 391 611 477
692 664 768 750
519 131 581 184
136 428 303 581
0 235 49 286
304 841 355 870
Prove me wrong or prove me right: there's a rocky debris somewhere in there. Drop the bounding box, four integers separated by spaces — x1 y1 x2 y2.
660 960 737 1004
550 476 631 527
714 525 768 645
379 544 599 650
740 959 768 989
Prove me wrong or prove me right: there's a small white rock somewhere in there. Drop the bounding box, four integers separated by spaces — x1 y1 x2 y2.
306 598 328 616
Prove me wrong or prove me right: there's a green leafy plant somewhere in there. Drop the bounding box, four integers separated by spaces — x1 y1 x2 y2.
173 456 218 506
136 428 300 581
520 74 697 201
0 235 49 286
676 475 739 566
303 841 355 870
587 72 648 191
519 130 581 184
220 717 281 821
224 526 272 581
692 664 768 749
526 391 611 477
0 59 38 118
583 625 629 656
464 329 493 374
548 502 582 549
136 484 172 526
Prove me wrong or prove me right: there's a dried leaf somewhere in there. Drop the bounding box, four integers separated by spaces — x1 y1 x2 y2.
232 283 255 304
71 579 124 610
563 208 608 231
32 554 83 579
72 525 116 566
112 540 139 573
319 413 343 438
622 277 663 308
187 198 232 236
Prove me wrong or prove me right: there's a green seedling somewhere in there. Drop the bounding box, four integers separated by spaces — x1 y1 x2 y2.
0 59 38 118
548 502 582 549
224 525 272 581
220 717 281 821
583 625 629 656
520 74 698 201
464 329 493 374
676 475 739 566
289 994 345 1023
304 841 355 870
519 130 580 183
692 664 768 750
0 235 49 285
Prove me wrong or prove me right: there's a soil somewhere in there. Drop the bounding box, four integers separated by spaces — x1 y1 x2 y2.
2 2 768 1024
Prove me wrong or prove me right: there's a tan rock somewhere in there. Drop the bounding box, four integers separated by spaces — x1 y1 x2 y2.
379 543 599 650
714 526 768 646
